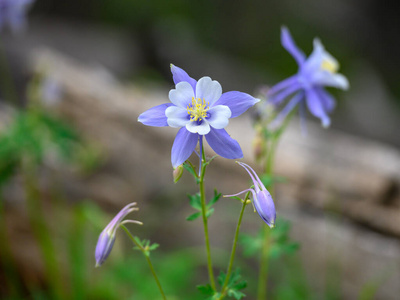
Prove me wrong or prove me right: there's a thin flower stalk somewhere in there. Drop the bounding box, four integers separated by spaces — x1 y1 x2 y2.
219 193 250 299
120 225 167 300
257 137 279 300
199 145 216 290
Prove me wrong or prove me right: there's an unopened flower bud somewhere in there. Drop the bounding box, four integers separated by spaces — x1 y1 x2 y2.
95 202 142 267
225 162 276 228
173 164 184 183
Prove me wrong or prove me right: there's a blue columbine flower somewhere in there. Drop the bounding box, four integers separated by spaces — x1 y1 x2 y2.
95 202 142 267
138 65 260 168
267 27 349 129
226 162 276 228
0 0 34 33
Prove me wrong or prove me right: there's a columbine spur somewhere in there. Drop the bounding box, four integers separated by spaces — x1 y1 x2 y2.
226 162 276 228
267 27 349 129
138 65 260 168
0 0 34 33
95 202 142 267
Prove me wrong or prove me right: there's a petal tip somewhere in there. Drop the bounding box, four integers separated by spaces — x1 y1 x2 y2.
322 118 331 128
341 77 350 90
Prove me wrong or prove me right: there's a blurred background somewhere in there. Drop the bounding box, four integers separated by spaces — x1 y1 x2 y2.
0 0 399 299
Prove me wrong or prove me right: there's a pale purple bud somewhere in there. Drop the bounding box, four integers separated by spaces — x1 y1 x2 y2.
95 202 142 267
225 162 276 228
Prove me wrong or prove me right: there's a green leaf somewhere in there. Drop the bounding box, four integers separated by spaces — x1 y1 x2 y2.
188 193 202 210
133 236 143 247
203 155 218 167
233 280 247 290
207 189 221 207
149 243 159 251
183 162 198 180
186 212 201 221
217 271 226 286
197 284 214 296
197 284 221 300
239 233 263 257
205 207 214 219
210 293 222 300
217 269 247 300
227 289 246 300
240 219 299 259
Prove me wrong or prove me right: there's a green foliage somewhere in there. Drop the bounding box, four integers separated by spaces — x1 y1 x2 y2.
94 250 204 300
133 237 160 257
183 161 199 184
358 282 381 300
218 269 247 300
240 219 299 259
0 109 95 186
271 256 313 300
197 269 247 300
197 284 216 299
186 189 221 221
183 155 218 185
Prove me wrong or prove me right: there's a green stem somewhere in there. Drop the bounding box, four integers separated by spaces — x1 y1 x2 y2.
219 195 249 299
257 136 279 300
257 226 271 300
120 225 167 300
199 146 216 290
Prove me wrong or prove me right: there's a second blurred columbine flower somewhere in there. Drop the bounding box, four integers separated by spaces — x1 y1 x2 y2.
226 162 276 228
95 202 142 267
138 65 260 168
0 0 34 33
267 27 349 129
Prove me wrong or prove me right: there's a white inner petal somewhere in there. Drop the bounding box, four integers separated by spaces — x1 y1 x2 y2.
186 120 211 135
312 72 349 90
207 105 231 129
169 81 195 108
166 106 190 128
195 76 222 106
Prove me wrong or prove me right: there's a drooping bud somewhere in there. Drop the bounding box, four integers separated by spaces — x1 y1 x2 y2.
173 164 184 183
95 202 142 267
225 162 276 228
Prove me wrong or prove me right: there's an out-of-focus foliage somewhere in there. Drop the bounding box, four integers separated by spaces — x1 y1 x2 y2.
0 110 76 183
240 219 299 259
186 189 221 221
0 107 101 186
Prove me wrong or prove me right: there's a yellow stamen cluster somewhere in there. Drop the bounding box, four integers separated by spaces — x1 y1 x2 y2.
187 97 210 122
321 58 339 73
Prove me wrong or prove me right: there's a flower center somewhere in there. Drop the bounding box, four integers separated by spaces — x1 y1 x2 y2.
187 97 210 122
321 57 338 73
